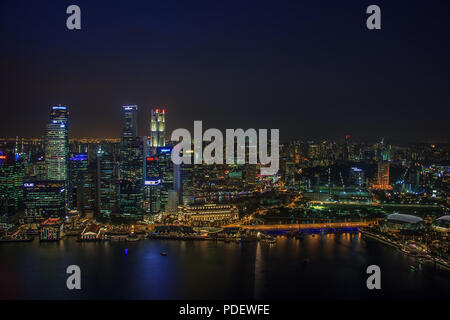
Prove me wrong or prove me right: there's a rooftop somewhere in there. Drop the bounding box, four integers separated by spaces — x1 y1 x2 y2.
387 213 423 224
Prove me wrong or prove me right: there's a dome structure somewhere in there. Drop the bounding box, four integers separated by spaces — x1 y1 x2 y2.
386 213 423 224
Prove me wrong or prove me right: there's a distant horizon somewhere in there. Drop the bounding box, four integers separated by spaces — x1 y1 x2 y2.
1 135 449 145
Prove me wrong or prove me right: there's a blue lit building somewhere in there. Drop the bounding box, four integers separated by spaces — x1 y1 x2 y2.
68 153 88 211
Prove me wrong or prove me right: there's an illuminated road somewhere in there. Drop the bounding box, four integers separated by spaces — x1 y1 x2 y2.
285 194 303 208
225 220 375 230
308 200 440 209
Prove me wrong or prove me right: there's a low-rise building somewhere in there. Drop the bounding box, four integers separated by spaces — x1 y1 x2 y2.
181 204 239 226
39 218 64 241
80 223 102 240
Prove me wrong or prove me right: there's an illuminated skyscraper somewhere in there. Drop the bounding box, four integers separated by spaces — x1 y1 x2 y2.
45 105 69 181
144 155 162 214
377 161 390 186
349 167 364 187
23 181 65 219
97 146 118 218
0 150 25 215
68 153 88 210
150 108 166 147
372 160 392 190
122 105 138 143
119 105 143 218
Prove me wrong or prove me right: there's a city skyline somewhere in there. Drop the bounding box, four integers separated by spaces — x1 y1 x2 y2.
1 0 449 306
1 1 450 142
1 103 449 145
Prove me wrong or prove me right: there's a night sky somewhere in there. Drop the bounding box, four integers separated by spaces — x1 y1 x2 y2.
1 0 449 142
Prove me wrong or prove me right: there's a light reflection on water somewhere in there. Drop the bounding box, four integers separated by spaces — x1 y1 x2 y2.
0 233 449 300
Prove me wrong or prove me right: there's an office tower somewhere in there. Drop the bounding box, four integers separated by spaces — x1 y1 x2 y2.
23 181 65 220
80 167 97 217
45 105 69 181
97 146 118 218
349 167 365 188
158 147 174 211
150 108 166 147
34 156 47 180
0 150 25 215
173 163 181 197
181 162 194 205
377 161 390 186
68 153 88 211
144 155 162 214
122 105 138 142
168 190 179 213
119 105 144 218
372 160 392 190
143 146 175 213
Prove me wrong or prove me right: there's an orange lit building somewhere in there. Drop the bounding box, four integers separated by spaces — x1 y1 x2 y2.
39 218 64 241
372 161 392 190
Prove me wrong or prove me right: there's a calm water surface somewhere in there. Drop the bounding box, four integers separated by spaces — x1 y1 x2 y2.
0 233 449 300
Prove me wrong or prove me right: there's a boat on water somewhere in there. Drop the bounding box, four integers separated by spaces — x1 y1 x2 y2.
160 252 167 256
261 238 277 245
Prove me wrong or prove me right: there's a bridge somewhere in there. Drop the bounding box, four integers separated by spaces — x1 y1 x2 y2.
226 220 375 231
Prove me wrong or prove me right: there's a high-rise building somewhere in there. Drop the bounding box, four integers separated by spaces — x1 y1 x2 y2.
97 146 118 218
144 155 162 214
68 153 88 211
349 167 365 188
158 147 173 211
23 181 65 220
168 190 179 213
0 150 25 215
150 108 166 147
119 105 143 218
122 105 138 142
372 160 392 190
45 105 69 182
80 167 97 216
377 161 390 186
181 162 194 206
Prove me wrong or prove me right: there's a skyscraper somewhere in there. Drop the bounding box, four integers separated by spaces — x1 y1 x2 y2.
68 153 88 211
377 161 390 186
150 108 166 147
45 105 69 181
372 160 392 190
122 105 138 142
144 154 162 214
0 150 25 215
97 146 118 218
119 105 143 218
